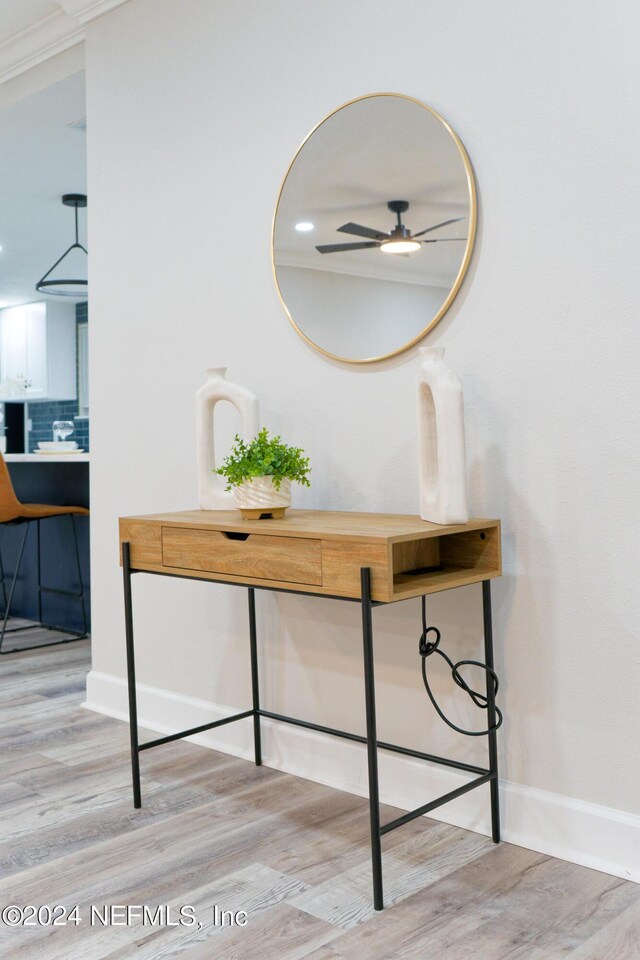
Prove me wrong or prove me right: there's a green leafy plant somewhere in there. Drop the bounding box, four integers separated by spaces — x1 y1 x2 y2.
216 428 311 491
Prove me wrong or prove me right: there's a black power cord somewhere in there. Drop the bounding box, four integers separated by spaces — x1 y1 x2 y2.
418 596 503 737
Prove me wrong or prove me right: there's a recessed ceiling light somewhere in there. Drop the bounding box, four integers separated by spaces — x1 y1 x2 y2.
0 245 3 252
295 222 314 232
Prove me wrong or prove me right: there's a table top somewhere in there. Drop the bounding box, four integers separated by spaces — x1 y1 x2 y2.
121 509 499 544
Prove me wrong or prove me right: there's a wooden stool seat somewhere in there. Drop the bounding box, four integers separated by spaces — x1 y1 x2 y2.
3 503 89 522
0 454 88 523
0 453 89 654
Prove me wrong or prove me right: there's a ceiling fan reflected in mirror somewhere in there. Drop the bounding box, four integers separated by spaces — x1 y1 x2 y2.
315 200 466 256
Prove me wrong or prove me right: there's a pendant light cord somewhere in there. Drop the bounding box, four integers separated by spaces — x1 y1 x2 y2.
418 595 502 737
70 199 87 252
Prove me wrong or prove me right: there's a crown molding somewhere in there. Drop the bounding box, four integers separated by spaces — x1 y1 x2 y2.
0 0 130 85
0 10 82 85
57 0 131 26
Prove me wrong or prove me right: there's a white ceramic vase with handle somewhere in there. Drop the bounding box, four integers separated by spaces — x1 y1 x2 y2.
195 366 260 509
417 346 469 525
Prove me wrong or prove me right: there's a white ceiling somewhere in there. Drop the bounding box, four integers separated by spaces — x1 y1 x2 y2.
0 1 60 45
0 70 87 306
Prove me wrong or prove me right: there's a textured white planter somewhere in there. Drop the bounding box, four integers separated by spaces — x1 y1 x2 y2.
417 346 468 525
233 477 291 519
195 366 259 510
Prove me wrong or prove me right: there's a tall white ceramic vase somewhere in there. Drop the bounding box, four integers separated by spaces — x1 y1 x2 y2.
196 366 260 510
417 347 468 525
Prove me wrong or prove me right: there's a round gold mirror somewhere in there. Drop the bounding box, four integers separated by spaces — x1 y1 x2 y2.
272 93 476 363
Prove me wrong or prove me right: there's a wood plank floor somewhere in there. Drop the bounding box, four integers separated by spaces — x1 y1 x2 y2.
1 639 638 959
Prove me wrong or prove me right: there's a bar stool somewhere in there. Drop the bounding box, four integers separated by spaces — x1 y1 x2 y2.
0 453 89 655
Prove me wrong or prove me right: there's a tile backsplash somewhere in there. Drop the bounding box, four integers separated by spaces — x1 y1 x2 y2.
27 302 90 452
28 402 89 450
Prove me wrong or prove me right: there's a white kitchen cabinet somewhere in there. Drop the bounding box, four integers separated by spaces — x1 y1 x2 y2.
0 301 77 401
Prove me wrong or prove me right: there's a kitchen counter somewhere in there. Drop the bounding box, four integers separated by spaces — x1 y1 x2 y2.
5 453 90 463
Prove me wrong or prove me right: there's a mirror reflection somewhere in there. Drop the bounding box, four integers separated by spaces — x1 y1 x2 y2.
273 94 476 362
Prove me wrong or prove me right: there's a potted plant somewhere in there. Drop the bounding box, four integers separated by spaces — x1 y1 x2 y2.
216 428 311 519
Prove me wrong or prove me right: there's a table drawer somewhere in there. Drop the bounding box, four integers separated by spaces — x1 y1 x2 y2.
161 527 322 585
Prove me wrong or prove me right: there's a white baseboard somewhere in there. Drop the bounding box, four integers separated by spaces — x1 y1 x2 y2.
84 670 640 884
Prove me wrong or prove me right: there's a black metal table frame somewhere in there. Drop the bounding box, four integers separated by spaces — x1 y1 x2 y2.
122 541 500 911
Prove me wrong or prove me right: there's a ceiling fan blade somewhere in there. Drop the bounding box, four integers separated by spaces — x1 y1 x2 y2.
337 222 388 240
412 217 465 238
420 237 468 243
316 241 380 254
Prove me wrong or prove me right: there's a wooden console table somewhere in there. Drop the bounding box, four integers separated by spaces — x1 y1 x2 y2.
120 509 502 911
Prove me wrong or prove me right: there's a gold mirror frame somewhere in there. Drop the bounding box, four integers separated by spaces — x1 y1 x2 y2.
271 93 477 363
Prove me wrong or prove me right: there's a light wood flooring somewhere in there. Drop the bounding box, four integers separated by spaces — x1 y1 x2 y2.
1 638 639 959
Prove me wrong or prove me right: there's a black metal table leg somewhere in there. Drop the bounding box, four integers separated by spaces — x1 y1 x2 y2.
123 542 141 808
248 587 262 766
361 567 383 911
482 579 500 842
120 552 501 913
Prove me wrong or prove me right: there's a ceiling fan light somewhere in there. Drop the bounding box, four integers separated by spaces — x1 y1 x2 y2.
380 238 420 255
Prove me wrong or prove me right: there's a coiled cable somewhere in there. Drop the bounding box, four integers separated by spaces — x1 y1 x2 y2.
418 595 502 737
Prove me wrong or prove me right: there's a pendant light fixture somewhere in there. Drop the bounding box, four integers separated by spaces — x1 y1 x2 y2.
35 193 87 297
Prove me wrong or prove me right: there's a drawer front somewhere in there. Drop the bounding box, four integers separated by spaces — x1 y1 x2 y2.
161 527 322 585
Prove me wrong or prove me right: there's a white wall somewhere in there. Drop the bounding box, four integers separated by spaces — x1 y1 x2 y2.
83 0 640 878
